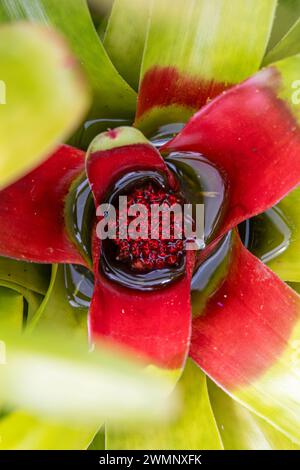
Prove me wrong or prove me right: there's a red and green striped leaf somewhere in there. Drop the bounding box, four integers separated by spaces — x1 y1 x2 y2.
135 0 276 133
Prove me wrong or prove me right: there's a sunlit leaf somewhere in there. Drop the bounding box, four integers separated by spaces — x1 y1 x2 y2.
0 288 23 330
0 330 176 426
208 380 299 449
0 22 89 189
107 359 223 450
0 411 98 450
0 0 136 120
87 426 105 450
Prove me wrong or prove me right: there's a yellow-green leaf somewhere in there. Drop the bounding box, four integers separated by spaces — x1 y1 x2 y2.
0 411 97 450
0 0 136 120
209 380 299 450
107 359 223 450
103 0 150 90
0 22 90 188
0 329 176 426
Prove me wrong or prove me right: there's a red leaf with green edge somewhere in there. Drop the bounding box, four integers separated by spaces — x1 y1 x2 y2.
164 56 300 235
190 231 300 443
135 0 276 134
0 145 86 265
86 128 194 371
85 127 173 203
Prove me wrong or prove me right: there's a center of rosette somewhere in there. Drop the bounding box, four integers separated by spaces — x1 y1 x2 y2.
111 181 185 273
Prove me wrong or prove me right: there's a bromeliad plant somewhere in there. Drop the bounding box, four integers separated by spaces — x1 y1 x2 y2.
1 0 300 450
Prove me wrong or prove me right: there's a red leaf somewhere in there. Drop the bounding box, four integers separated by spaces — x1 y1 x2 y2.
87 138 194 368
136 65 229 124
86 142 175 203
90 239 194 369
0 145 86 264
190 232 300 389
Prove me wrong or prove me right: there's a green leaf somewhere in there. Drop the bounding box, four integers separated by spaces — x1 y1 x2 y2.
266 0 300 53
135 0 276 133
0 258 49 330
89 0 113 33
0 257 50 295
87 426 105 450
103 0 150 90
264 16 300 64
289 282 300 293
0 329 176 426
208 380 299 449
0 22 90 189
0 288 23 330
27 265 88 341
0 281 42 324
0 411 97 450
247 187 300 282
0 0 137 120
106 359 223 450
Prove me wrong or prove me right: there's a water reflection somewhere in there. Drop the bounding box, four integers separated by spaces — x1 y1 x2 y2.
239 206 291 263
165 152 227 244
64 264 94 309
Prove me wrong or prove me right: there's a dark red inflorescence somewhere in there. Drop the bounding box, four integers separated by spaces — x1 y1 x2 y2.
112 182 185 272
